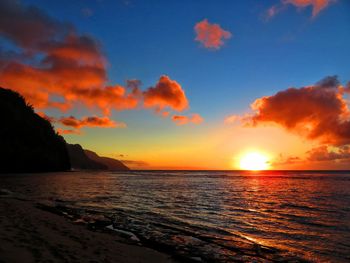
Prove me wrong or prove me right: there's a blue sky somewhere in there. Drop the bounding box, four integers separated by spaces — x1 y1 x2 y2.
24 0 350 119
3 0 350 168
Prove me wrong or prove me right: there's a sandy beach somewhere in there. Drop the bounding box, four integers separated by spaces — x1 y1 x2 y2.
0 194 177 263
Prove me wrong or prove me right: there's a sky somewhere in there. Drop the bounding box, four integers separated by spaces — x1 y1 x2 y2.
1 0 350 169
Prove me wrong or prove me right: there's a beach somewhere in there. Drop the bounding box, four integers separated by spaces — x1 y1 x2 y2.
1 171 349 262
0 194 177 263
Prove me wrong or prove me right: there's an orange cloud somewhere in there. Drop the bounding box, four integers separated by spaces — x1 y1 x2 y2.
267 0 334 19
172 113 203 125
247 76 350 146
0 42 138 115
59 116 125 129
143 76 188 112
194 19 232 49
0 0 200 129
0 0 138 115
284 0 332 17
56 128 81 135
272 154 303 166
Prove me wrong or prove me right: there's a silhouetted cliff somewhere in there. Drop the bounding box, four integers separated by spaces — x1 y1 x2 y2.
85 150 129 170
66 144 129 171
66 144 107 170
0 87 70 173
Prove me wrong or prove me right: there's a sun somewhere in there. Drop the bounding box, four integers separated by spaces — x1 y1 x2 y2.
239 152 270 171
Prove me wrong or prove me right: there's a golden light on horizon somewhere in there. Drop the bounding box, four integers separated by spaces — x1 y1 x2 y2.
239 151 270 171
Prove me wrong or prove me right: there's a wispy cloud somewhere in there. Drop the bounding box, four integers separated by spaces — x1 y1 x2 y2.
265 0 334 19
43 115 125 134
56 128 81 135
58 116 125 129
172 113 203 125
224 115 240 124
285 0 333 17
121 160 149 168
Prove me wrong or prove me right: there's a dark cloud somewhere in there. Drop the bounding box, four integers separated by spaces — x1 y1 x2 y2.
316 75 340 89
0 0 67 48
307 146 350 162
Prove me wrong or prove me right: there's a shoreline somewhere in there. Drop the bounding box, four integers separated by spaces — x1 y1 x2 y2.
0 192 178 263
0 189 311 263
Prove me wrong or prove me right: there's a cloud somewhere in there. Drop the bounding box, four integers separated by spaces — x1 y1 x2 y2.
266 0 333 19
273 146 350 167
0 0 138 115
121 160 149 167
272 154 303 166
224 115 240 124
0 0 65 48
264 5 288 20
266 6 279 19
40 114 125 135
56 128 81 135
143 75 189 112
0 0 202 129
307 145 350 162
342 81 350 94
194 19 232 49
284 0 333 17
172 113 203 125
246 76 350 146
58 116 125 129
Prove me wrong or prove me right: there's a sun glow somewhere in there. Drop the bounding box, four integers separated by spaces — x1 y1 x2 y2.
239 152 270 170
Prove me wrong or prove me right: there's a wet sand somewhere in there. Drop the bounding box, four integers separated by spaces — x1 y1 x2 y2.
0 195 177 263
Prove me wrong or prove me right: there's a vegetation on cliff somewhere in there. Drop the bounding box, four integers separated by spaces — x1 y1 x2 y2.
0 87 70 173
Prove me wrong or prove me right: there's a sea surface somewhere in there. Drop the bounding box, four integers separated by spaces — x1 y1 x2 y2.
1 170 350 262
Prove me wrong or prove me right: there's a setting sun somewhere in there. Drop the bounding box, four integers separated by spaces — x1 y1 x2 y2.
239 152 270 170
0 1 348 262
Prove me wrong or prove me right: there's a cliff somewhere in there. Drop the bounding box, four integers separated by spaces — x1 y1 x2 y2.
66 144 129 171
0 87 70 173
66 144 107 170
84 150 129 171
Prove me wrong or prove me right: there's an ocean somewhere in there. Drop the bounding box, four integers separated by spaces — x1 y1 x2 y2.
1 170 350 262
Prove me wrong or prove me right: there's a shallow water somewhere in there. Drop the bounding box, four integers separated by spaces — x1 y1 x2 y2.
1 170 350 262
